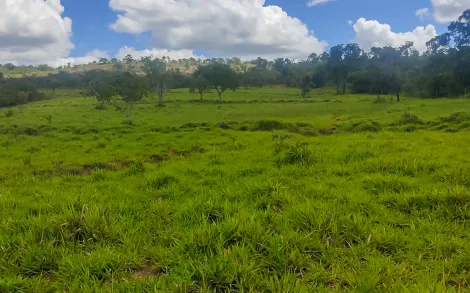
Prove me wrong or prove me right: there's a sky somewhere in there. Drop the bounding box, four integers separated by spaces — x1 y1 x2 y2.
0 0 469 67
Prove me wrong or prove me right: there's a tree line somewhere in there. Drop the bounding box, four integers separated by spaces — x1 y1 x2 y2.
1 9 469 109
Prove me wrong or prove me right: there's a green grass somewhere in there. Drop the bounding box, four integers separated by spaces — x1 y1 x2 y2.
1 87 470 292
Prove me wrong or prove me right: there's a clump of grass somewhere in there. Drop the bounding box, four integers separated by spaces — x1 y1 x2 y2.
344 120 382 132
22 155 32 167
122 119 133 125
95 141 106 149
363 175 414 195
254 120 285 131
441 112 470 124
282 143 315 166
274 140 315 167
4 109 15 117
126 160 145 175
95 103 106 110
42 115 52 124
372 95 388 104
18 127 39 136
397 112 423 125
147 174 179 190
217 122 231 129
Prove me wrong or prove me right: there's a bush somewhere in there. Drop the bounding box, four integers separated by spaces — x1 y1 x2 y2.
0 82 47 107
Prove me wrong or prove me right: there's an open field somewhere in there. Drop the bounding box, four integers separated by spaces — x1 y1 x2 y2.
1 87 470 292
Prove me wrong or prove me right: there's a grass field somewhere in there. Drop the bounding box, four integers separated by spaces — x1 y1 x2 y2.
1 87 470 292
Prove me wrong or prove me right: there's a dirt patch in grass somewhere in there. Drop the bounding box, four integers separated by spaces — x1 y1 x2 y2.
132 266 161 279
132 264 170 279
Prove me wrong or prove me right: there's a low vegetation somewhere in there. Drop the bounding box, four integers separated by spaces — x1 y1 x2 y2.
1 86 470 292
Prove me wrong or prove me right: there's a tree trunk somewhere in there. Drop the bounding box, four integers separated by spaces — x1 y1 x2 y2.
465 87 467 98
199 90 203 101
52 88 56 96
215 87 222 101
396 92 400 103
336 76 340 95
342 81 346 95
125 103 132 124
157 80 164 106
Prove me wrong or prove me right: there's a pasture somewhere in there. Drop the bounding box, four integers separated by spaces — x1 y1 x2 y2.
1 87 470 292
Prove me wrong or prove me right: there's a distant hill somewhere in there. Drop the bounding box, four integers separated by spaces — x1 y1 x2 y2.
0 61 255 78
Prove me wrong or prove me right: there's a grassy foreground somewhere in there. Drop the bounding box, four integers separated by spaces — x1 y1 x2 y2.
1 87 470 292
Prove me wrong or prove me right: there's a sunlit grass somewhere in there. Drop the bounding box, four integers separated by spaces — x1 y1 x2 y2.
1 87 470 292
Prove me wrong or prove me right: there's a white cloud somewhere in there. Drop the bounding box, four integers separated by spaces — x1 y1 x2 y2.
416 8 430 21
306 0 336 7
352 18 437 53
115 46 205 61
51 50 110 67
348 20 354 26
0 0 74 65
431 0 470 23
109 0 327 60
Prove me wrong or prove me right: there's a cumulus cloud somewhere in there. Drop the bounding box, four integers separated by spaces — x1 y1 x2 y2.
51 50 110 67
352 18 437 53
116 46 205 61
431 0 470 23
109 0 327 60
306 0 336 7
0 0 74 65
416 8 430 21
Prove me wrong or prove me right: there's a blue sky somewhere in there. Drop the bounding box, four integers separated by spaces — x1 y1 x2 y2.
60 0 452 58
1 0 468 65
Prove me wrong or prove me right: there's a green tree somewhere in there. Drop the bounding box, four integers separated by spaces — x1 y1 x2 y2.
85 77 116 107
189 73 210 100
99 58 109 64
124 55 133 64
37 64 51 71
300 75 314 97
196 64 238 101
115 73 149 124
4 63 16 71
141 56 172 106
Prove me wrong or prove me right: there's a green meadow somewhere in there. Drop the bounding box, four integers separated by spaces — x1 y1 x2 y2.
1 87 470 292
